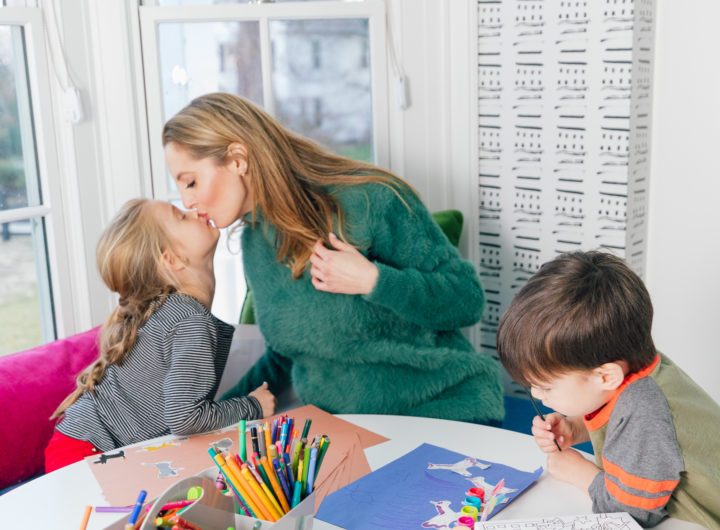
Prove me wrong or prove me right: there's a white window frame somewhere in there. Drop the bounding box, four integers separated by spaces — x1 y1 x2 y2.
138 0 389 201
0 7 74 339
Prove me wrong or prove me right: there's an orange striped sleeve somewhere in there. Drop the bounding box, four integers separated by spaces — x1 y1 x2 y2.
602 456 680 494
604 475 673 510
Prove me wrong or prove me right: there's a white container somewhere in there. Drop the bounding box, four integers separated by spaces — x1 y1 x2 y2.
105 467 314 530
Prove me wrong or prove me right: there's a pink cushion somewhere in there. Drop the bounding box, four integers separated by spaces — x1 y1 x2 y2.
0 327 100 489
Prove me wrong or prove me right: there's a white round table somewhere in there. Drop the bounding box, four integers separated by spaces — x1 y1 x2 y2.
0 414 702 529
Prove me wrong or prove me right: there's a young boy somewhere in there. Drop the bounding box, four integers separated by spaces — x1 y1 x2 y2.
497 251 720 528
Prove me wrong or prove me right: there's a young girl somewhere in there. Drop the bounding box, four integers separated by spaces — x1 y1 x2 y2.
45 198 275 472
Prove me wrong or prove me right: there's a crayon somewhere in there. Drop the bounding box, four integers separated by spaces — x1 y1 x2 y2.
239 420 247 462
261 455 290 513
305 446 318 494
79 505 92 530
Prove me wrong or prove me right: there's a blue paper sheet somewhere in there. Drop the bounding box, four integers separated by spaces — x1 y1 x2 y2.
316 443 542 529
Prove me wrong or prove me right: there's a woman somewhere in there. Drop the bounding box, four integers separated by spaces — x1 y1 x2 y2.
162 92 503 424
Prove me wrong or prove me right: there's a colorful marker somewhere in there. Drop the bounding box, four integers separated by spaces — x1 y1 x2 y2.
239 419 247 462
126 489 147 529
305 446 318 495
291 480 302 508
79 505 92 530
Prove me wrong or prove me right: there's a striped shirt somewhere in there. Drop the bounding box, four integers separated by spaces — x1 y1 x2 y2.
57 292 262 451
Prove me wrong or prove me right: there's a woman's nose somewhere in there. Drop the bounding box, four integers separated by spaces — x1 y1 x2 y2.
180 193 194 211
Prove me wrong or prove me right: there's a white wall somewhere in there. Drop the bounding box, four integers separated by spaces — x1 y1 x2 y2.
646 1 720 404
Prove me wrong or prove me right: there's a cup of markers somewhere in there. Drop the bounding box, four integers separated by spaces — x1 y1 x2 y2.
209 416 331 522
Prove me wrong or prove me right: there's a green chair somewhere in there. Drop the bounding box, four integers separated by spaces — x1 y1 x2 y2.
239 209 463 324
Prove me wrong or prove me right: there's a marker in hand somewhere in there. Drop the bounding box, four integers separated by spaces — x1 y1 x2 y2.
525 388 562 452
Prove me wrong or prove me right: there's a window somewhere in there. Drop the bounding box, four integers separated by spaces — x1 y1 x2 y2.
0 8 70 355
139 0 388 322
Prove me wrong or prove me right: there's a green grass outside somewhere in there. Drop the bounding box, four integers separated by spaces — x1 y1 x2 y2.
0 292 43 357
336 143 373 163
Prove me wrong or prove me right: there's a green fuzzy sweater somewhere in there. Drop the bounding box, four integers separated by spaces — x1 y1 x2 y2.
221 182 504 424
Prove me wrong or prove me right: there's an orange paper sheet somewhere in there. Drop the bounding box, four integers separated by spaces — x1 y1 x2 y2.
87 404 388 507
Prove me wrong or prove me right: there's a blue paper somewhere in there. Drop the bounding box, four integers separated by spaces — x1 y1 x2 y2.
316 443 542 529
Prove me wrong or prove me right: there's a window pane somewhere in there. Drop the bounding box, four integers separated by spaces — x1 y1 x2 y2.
270 19 373 162
158 21 263 189
0 25 42 211
0 217 55 357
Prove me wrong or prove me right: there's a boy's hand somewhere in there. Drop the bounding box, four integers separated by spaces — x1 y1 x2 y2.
546 449 601 492
249 382 276 417
531 412 575 452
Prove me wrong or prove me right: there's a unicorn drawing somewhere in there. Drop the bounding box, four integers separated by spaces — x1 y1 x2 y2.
140 461 184 478
427 457 490 476
421 500 463 529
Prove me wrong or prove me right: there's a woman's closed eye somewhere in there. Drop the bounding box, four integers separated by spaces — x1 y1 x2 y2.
185 180 195 189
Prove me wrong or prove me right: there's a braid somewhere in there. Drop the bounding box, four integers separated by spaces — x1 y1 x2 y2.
51 200 177 420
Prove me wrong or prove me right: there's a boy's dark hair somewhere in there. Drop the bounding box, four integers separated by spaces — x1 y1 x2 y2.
497 251 656 387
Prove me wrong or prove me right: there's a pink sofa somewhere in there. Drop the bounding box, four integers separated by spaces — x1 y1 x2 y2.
0 327 100 491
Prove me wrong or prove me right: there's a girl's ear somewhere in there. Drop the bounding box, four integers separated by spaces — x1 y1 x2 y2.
160 249 185 273
593 361 627 390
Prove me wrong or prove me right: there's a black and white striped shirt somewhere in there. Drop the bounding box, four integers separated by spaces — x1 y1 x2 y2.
58 292 262 451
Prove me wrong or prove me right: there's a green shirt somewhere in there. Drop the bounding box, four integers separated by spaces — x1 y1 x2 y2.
586 353 720 528
223 182 504 424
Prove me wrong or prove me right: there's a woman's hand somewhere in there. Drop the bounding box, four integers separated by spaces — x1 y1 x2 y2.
248 381 276 418
309 233 379 295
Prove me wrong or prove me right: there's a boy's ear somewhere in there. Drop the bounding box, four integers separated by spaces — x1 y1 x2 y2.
593 362 627 390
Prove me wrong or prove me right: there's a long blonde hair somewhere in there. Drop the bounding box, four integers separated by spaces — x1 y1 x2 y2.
51 199 176 419
162 92 415 279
